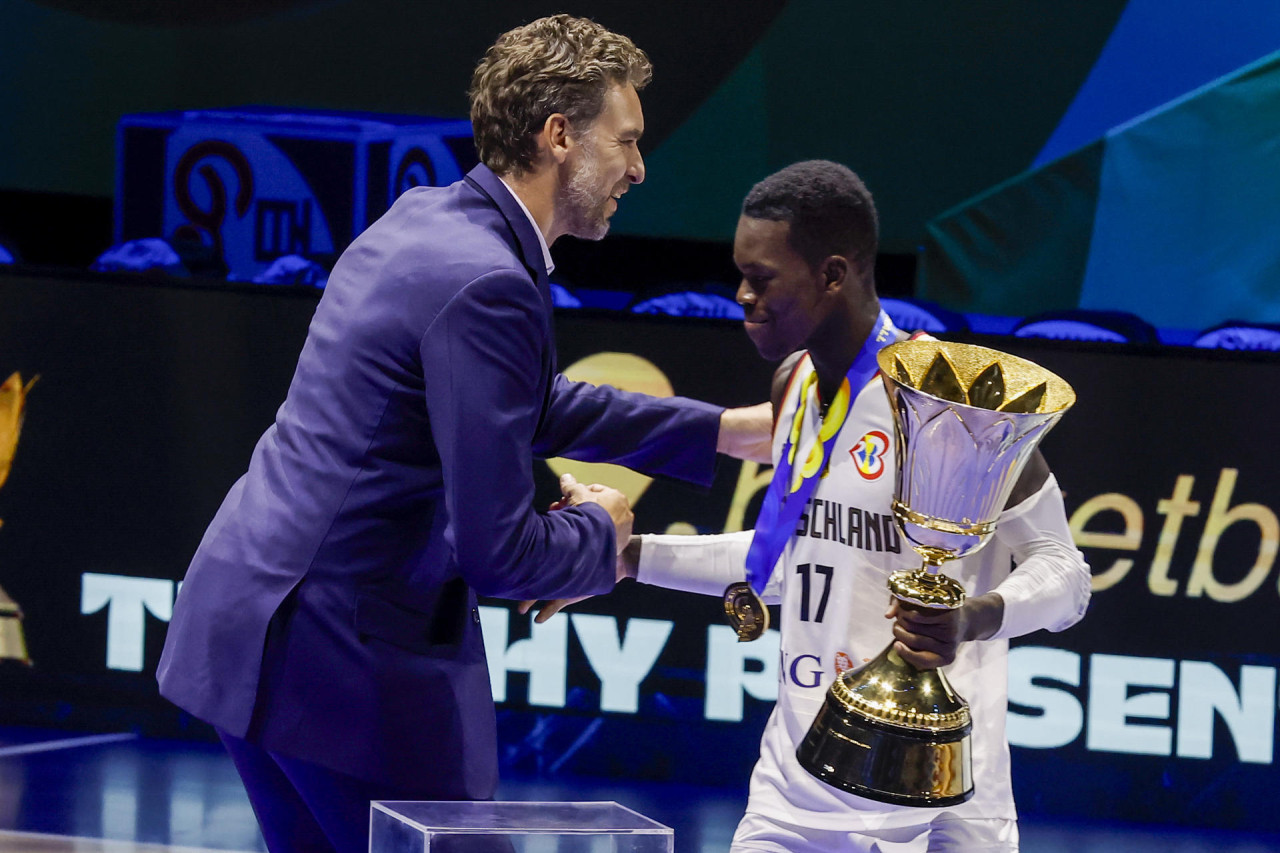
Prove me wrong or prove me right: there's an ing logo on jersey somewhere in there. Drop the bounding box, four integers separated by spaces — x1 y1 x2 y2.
849 430 890 480
834 651 855 677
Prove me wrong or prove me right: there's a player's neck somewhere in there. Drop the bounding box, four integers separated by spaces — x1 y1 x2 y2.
808 305 881 414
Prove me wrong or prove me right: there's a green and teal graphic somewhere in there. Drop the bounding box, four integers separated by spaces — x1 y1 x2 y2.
918 47 1280 330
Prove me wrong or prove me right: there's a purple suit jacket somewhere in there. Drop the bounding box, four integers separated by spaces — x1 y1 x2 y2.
157 165 722 797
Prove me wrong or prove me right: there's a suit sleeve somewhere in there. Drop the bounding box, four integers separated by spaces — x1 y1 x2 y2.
420 269 615 600
987 474 1092 640
533 374 723 487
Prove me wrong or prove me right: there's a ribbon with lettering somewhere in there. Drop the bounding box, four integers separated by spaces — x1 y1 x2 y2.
744 311 896 594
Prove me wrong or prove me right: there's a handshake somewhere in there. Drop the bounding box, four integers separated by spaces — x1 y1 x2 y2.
549 401 774 554
520 401 774 622
550 471 634 556
519 471 637 624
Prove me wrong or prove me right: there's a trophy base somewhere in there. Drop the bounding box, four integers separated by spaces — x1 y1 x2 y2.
796 648 974 807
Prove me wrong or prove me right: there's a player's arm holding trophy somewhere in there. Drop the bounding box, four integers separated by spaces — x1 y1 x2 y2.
884 447 1076 671
623 341 1090 808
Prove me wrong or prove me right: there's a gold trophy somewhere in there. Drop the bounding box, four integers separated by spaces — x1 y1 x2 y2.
0 372 36 665
796 340 1075 806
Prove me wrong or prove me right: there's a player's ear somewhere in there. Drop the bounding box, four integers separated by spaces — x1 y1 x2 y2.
820 255 849 292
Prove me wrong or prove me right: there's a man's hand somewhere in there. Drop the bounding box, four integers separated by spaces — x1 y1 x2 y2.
517 594 588 623
517 477 636 622
717 402 773 464
886 592 1003 670
557 472 633 552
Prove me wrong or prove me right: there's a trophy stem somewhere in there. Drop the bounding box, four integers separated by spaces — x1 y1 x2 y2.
888 566 967 611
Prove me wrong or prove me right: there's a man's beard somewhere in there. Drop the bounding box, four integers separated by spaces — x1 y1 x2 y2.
559 142 612 241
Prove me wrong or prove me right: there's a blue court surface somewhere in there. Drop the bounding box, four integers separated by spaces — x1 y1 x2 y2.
0 725 1275 852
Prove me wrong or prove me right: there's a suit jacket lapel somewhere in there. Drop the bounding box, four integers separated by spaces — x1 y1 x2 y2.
464 164 551 298
463 163 559 392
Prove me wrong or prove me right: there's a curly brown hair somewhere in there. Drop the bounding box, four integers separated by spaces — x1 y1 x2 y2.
469 14 652 177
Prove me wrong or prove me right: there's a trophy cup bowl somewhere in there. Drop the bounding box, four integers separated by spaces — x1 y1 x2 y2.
796 339 1075 806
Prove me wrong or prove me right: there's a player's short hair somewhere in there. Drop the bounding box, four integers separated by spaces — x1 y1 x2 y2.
469 14 652 177
742 160 879 273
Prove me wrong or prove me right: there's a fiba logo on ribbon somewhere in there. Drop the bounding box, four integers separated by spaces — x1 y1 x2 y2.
850 430 889 480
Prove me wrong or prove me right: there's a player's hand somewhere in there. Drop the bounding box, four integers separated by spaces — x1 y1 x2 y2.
886 598 964 669
886 592 1004 669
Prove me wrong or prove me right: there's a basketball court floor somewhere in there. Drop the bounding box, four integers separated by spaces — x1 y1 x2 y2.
0 725 1274 852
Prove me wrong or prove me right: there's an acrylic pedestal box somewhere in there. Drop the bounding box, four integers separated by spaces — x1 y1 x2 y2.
369 800 674 852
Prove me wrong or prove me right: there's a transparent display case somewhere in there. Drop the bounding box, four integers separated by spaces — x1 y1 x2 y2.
370 800 674 852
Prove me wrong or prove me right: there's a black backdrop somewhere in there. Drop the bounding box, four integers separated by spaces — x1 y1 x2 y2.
0 270 1277 831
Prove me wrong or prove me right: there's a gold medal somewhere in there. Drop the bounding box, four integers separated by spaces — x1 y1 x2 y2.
723 582 769 642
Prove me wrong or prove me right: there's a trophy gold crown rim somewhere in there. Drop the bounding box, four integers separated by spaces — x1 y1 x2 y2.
877 339 1077 416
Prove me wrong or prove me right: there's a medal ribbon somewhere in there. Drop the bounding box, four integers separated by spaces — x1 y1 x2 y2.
744 311 896 594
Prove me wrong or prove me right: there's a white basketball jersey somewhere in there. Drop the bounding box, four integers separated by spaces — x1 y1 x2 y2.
747 352 1019 831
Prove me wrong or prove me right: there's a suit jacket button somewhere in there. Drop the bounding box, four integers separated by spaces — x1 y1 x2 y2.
472 607 480 624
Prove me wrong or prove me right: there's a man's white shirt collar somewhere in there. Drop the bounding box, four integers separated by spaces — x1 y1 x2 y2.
497 177 555 275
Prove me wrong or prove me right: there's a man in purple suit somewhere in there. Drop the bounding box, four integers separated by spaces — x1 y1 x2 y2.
157 15 769 853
